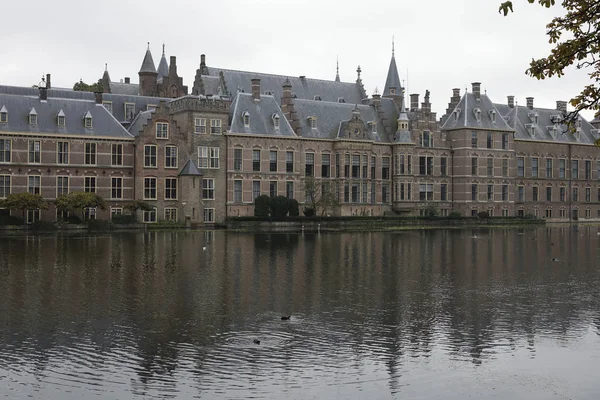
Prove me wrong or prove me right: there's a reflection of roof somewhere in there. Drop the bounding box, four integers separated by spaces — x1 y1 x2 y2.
229 93 295 136
178 159 203 176
0 90 132 139
208 67 364 104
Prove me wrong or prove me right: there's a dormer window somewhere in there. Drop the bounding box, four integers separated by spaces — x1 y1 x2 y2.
550 114 562 124
453 108 461 122
528 112 539 124
242 111 250 127
313 95 322 101
528 124 535 136
590 129 599 139
272 114 280 129
489 110 497 124
338 97 345 103
369 121 377 134
84 111 93 129
574 130 580 142
57 109 66 127
28 108 37 125
309 116 317 129
548 126 558 139
576 118 582 129
473 108 482 122
0 105 7 123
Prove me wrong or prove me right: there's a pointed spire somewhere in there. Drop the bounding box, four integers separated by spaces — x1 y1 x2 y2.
356 65 361 81
383 41 401 97
335 56 340 82
104 63 108 72
139 43 157 74
162 43 165 55
157 43 169 79
392 35 395 57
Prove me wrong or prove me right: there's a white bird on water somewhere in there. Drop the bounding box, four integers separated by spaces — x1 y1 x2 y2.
202 246 207 251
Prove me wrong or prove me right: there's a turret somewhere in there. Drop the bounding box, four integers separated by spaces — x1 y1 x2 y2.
138 43 157 96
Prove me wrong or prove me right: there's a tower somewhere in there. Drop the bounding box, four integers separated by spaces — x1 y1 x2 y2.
138 43 158 97
383 37 403 100
157 44 169 81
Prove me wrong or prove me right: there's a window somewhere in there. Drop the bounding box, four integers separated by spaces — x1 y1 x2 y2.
585 187 591 202
210 119 222 134
559 159 566 178
0 175 10 198
84 114 93 129
310 117 317 129
361 181 367 202
573 187 579 202
400 183 405 200
0 139 10 162
471 184 478 201
195 118 206 134
362 155 368 178
322 154 331 178
102 101 112 114
234 180 243 202
203 208 215 223
234 148 243 171
85 143 97 165
471 131 478 148
421 131 432 147
29 111 37 125
502 184 508 201
202 178 215 200
57 176 69 198
441 183 448 201
585 160 591 180
344 154 350 177
517 186 524 202
382 184 390 203
371 182 376 203
252 181 261 201
252 149 261 171
471 157 478 175
382 157 390 179
487 132 493 149
351 154 360 178
440 157 447 176
344 183 350 203
502 133 508 150
546 186 552 201
407 155 412 174
84 176 96 193
111 208 123 218
269 150 278 172
533 186 539 201
419 156 433 176
144 177 157 200
273 114 280 129
585 209 591 218
165 178 177 200
155 122 168 139
371 156 376 179
242 112 250 127
164 208 178 222
26 209 40 224
305 152 315 176
419 183 433 201
144 145 157 167
165 146 178 168
143 208 157 223
400 154 405 175
572 160 579 179
517 157 524 177
111 144 123 166
286 181 294 199
487 157 494 177
110 177 122 199
560 187 566 202
124 103 136 120
29 140 41 163
199 147 220 169
28 175 41 195
0 108 7 123
407 183 412 200
286 151 294 173
487 184 494 201
546 158 553 178
269 181 277 198
545 209 552 219
54 141 69 165
531 158 538 178
502 159 509 177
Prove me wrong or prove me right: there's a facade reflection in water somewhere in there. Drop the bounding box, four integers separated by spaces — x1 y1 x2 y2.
0 227 599 399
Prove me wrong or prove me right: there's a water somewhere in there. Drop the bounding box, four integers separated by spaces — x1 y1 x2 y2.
1 226 600 399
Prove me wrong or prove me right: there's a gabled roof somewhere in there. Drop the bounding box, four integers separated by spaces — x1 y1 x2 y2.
0 105 7 113
139 48 157 74
207 67 364 104
229 93 295 136
441 92 512 131
127 110 153 136
178 159 203 176
383 53 402 97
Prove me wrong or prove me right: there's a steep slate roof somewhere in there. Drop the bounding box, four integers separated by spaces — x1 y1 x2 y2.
127 110 153 136
207 67 365 104
380 97 399 134
139 48 157 74
200 75 224 96
0 90 132 138
292 99 389 142
178 159 203 176
109 82 140 96
157 50 169 80
103 94 167 123
229 93 295 136
441 92 513 131
383 53 402 96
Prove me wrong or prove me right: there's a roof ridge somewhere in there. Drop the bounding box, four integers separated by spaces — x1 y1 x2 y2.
210 67 358 85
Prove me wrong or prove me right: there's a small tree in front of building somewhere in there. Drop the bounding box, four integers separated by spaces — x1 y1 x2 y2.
303 176 340 216
0 193 49 220
288 199 300 217
254 195 272 217
55 192 106 222
124 200 152 222
270 195 290 217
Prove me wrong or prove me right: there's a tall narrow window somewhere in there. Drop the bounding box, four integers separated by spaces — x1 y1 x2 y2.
57 141 69 164
546 158 553 178
487 184 494 201
486 132 493 149
0 106 7 123
531 158 539 178
286 181 294 199
253 150 261 172
502 184 508 201
305 153 315 176
573 187 579 202
202 179 215 200
165 146 178 168
124 103 135 120
111 177 122 199
517 186 525 202
111 144 123 166
502 133 508 150
362 155 368 178
471 131 478 148
270 150 278 172
560 186 566 202
502 159 509 177
572 160 579 179
322 154 331 178
156 122 169 139
440 157 447 176
29 140 41 163
471 157 478 175
84 112 93 129
210 119 222 134
203 208 215 223
441 183 447 201
419 156 433 175
144 177 157 200
165 178 177 200
487 157 493 177
269 181 277 198
234 148 243 171
28 175 41 195
382 157 390 180
195 118 206 133
0 175 11 198
559 159 566 178
85 143 97 165
371 156 376 179
421 131 431 147
533 186 539 201
234 180 243 202
517 157 524 177
144 145 157 168
585 160 591 180
56 176 69 197
84 176 96 193
351 154 360 178
546 186 552 201
0 139 11 163
252 181 261 201
344 154 350 177
471 184 478 201
286 151 294 173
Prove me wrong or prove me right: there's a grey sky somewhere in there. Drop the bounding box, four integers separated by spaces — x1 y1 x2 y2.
1 0 593 119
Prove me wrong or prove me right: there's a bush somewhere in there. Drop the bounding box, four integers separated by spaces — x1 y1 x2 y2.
0 215 24 225
423 204 439 217
289 199 299 217
271 195 289 217
254 195 272 217
449 211 462 219
87 219 111 231
523 213 537 219
30 220 56 231
303 207 315 217
65 215 82 224
477 211 490 219
112 214 134 224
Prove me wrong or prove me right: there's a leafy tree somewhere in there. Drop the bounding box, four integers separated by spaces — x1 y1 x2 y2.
288 199 300 217
55 192 106 221
303 176 340 216
271 195 290 217
423 203 440 217
499 0 600 140
73 79 103 92
124 200 152 222
254 195 272 217
0 192 48 219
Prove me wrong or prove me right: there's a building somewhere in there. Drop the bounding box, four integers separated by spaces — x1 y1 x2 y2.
0 43 599 225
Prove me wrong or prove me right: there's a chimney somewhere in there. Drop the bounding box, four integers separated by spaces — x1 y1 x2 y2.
452 88 460 97
526 97 534 110
471 82 481 99
372 92 381 108
251 78 261 100
200 54 206 67
410 93 419 110
46 74 51 89
556 100 567 115
124 77 130 84
94 92 103 104
507 95 515 108
39 87 47 101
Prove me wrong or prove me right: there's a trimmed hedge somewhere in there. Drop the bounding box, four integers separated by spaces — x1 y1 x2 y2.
226 215 541 223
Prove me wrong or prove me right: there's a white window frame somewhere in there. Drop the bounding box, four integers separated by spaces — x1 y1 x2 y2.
28 175 41 195
143 208 157 223
164 207 178 222
165 146 178 169
124 103 135 120
111 143 123 166
85 142 97 165
56 176 69 197
194 118 206 134
202 178 215 200
57 141 69 165
111 177 123 199
156 122 169 139
111 207 123 217
198 146 219 169
84 176 96 193
210 119 222 134
165 177 177 200
28 140 41 164
0 174 11 198
102 101 113 114
144 145 157 168
26 209 40 224
0 139 11 163
144 177 157 200
203 208 215 223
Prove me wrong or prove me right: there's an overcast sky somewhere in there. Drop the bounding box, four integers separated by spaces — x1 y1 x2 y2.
0 0 594 119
